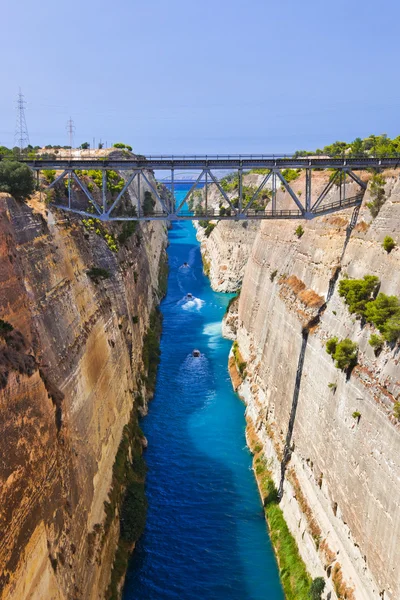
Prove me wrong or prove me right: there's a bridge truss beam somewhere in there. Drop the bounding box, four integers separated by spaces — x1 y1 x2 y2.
35 165 369 222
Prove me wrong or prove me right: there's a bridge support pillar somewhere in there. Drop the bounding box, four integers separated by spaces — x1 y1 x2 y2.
137 171 141 217
170 168 175 212
238 167 243 213
102 169 107 213
305 169 312 212
272 170 277 213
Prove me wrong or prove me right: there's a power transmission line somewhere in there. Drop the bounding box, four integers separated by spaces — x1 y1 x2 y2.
66 117 75 148
15 89 30 152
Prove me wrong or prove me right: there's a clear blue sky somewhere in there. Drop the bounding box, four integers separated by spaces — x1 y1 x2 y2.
1 0 399 153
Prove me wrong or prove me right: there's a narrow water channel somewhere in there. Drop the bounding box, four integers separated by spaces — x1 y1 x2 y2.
123 189 283 599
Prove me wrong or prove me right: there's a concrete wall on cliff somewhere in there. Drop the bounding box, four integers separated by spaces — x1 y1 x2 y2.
0 181 167 599
209 172 400 599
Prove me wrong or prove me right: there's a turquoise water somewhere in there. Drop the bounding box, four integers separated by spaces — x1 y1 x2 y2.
123 189 283 599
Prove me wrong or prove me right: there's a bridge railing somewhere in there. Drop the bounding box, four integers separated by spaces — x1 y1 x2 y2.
3 152 400 162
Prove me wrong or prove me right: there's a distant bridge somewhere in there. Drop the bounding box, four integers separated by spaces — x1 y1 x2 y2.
14 154 400 221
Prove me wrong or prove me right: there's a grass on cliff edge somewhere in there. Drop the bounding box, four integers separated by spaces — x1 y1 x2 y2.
253 453 311 600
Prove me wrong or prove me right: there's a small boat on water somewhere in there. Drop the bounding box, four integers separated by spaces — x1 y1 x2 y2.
186 293 193 300
192 349 201 357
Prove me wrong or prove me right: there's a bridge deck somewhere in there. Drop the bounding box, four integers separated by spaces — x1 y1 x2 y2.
16 155 400 171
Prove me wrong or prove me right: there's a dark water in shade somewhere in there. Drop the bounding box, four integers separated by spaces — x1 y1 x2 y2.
123 190 283 600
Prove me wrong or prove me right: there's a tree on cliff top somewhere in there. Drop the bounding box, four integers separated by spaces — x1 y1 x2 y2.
0 160 34 201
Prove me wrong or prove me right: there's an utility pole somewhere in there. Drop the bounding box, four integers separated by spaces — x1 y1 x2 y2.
66 117 75 206
66 117 75 157
15 89 30 154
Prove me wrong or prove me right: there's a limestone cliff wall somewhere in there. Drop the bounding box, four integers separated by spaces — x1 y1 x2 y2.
0 180 167 599
221 173 400 599
196 220 259 292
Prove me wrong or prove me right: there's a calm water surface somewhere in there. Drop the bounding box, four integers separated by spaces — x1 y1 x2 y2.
123 190 283 600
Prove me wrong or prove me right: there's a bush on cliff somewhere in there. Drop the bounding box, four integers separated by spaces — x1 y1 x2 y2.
326 337 358 371
382 236 396 253
365 293 400 342
393 402 400 420
367 173 386 218
0 160 34 200
87 267 110 282
333 339 358 371
282 168 301 182
204 222 216 237
338 275 380 317
143 190 156 215
326 337 338 356
369 333 384 353
309 577 325 600
263 476 311 599
118 220 137 244
142 308 163 388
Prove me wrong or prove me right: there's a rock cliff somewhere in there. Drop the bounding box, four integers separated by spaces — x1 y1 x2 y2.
0 168 167 599
216 171 400 599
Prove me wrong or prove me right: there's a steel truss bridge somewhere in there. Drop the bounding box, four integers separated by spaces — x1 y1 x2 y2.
17 155 400 222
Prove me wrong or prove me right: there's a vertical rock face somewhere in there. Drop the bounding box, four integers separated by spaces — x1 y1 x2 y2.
219 174 400 599
196 220 260 292
0 188 167 599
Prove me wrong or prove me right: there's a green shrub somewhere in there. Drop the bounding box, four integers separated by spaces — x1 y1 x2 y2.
282 168 301 182
295 225 304 238
365 293 400 342
132 315 139 324
205 223 216 237
143 190 155 216
309 577 325 600
326 337 338 356
328 382 337 392
120 480 147 543
264 478 312 599
333 339 358 370
43 169 56 183
232 340 247 375
338 275 380 317
87 267 110 282
113 142 132 151
142 309 163 388
367 173 386 217
118 221 137 244
369 333 384 351
352 411 361 420
393 402 400 420
382 236 396 253
198 220 208 228
270 269 278 282
0 161 34 200
382 314 400 343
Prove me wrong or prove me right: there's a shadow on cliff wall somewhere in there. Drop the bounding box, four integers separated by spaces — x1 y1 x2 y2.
278 205 360 500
